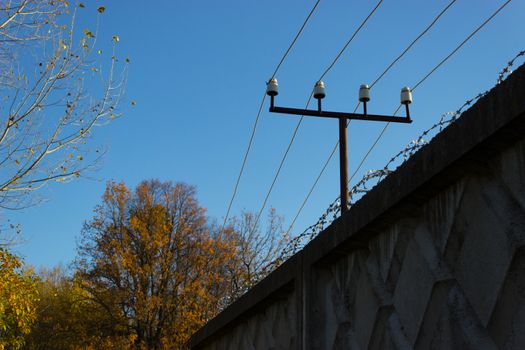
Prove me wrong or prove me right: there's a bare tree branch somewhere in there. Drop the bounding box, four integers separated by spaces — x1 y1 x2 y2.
0 1 128 210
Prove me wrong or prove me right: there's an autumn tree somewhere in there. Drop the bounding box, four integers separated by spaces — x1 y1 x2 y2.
0 247 38 350
0 3 127 346
25 266 90 350
76 180 239 349
24 266 133 350
0 1 128 210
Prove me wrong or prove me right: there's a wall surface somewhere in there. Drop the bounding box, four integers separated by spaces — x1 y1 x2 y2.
190 64 525 350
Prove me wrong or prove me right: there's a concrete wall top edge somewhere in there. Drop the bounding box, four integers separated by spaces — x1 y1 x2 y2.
189 251 299 348
302 63 525 266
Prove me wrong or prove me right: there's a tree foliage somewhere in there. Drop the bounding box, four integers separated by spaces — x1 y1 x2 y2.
0 0 127 210
0 247 38 350
7 179 289 349
0 1 294 349
75 180 240 349
24 266 133 350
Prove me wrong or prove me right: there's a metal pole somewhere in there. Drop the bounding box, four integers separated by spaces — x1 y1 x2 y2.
268 96 412 214
339 118 348 213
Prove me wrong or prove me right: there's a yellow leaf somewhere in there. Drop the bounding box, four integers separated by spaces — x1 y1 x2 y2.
97 6 105 13
84 29 95 38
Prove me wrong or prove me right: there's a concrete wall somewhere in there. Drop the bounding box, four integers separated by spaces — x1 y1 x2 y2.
190 65 525 350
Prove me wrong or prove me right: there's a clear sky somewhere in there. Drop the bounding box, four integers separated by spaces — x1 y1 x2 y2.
6 0 525 267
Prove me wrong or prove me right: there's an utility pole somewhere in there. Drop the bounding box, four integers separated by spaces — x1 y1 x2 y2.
266 79 413 214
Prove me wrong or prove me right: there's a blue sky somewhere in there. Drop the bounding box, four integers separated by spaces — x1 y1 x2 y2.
7 0 525 267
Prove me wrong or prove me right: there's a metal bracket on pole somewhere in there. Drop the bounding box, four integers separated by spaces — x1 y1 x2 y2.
266 81 412 214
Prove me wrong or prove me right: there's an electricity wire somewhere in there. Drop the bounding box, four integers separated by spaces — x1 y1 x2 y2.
249 0 384 236
222 0 321 231
286 0 457 233
260 48 525 286
239 0 515 291
346 0 513 193
271 1 321 80
318 0 384 81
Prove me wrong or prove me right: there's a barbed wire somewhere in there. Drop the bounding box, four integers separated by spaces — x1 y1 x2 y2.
219 57 522 311
228 1 518 295
258 49 525 274
284 0 514 239
213 49 525 312
284 0 458 236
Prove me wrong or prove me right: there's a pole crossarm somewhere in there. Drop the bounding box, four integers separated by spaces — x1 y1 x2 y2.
266 89 412 214
269 105 412 123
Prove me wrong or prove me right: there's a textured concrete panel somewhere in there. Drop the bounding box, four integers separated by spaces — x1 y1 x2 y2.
488 247 525 349
393 231 438 344
454 176 522 325
200 291 296 350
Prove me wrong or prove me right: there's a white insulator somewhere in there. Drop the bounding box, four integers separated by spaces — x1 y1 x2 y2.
313 80 326 99
400 86 412 104
266 78 279 96
359 84 370 102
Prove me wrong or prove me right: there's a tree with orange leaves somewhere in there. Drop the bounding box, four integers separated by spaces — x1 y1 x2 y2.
76 180 239 349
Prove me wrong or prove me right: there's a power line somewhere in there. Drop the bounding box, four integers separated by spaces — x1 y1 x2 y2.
319 0 384 81
285 0 457 233
413 0 512 90
249 0 384 236
370 0 457 88
222 0 321 230
271 1 321 80
272 48 525 270
345 0 513 195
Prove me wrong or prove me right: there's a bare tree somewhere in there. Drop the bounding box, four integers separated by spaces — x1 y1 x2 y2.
0 1 127 210
224 208 289 300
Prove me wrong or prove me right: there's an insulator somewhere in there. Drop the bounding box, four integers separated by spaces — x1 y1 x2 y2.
266 78 279 96
313 80 326 99
400 86 412 104
359 84 370 102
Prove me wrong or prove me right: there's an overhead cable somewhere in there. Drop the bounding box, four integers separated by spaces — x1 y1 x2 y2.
249 0 384 235
222 0 321 231
286 0 458 233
